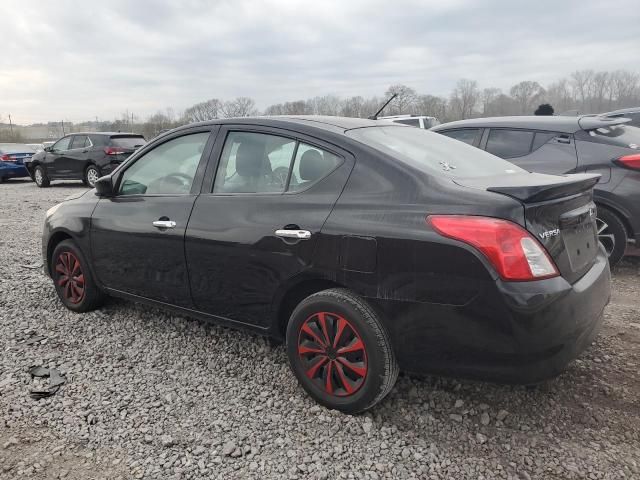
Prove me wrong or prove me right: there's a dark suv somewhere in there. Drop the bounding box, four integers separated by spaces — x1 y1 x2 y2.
26 132 146 188
432 116 640 266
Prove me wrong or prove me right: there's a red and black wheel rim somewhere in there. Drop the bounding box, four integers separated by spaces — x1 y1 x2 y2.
54 252 85 304
297 312 368 397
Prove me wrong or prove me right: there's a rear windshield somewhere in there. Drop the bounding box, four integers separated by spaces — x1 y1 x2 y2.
110 136 146 149
0 143 35 154
346 126 525 178
579 124 640 149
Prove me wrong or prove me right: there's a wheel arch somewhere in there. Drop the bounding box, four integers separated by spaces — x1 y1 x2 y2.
595 200 634 238
46 230 74 276
273 276 344 340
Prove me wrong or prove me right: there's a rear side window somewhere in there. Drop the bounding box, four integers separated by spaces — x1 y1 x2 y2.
214 132 296 194
486 129 534 158
576 124 640 149
70 136 88 149
110 136 146 149
439 129 480 146
531 132 558 151
347 126 525 178
288 143 341 192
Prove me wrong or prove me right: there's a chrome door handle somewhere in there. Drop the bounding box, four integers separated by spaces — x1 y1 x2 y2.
152 220 176 229
275 229 312 240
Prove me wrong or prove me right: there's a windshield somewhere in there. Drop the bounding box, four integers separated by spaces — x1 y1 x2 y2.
346 126 525 178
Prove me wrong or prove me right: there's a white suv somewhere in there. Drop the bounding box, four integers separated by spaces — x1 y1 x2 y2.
378 115 440 129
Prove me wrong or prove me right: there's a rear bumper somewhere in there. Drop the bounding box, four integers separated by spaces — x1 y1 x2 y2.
378 247 611 384
0 162 29 178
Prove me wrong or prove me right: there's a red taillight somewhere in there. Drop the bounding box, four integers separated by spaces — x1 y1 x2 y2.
427 215 559 281
1 154 15 162
104 147 125 155
615 153 640 171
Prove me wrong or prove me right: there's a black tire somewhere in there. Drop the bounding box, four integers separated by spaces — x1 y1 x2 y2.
34 165 50 188
51 240 105 312
286 288 398 414
83 165 100 187
596 206 627 267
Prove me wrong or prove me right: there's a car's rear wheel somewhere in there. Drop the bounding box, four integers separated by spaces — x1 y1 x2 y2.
34 166 50 188
596 206 627 267
286 288 398 414
83 165 100 187
51 240 105 312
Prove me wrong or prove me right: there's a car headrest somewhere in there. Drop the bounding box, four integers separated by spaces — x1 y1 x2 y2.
299 149 330 181
236 142 271 177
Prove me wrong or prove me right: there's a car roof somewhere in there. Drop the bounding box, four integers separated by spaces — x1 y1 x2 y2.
431 115 632 134
176 115 382 134
63 131 143 137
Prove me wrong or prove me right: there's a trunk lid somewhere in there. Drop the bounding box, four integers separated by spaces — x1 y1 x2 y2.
455 172 601 284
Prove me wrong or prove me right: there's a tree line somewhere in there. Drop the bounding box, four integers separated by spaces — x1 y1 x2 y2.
2 69 639 142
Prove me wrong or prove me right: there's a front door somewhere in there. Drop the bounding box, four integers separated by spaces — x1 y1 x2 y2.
62 135 91 178
91 128 216 307
185 127 353 327
45 136 73 177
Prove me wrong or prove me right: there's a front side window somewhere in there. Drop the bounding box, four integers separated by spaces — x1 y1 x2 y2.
213 132 296 194
440 129 480 146
485 129 534 158
52 137 72 152
118 132 209 195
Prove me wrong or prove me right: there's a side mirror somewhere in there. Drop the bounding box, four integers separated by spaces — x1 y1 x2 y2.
44 146 52 152
94 175 115 197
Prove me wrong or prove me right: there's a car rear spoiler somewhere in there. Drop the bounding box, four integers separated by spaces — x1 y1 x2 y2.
455 173 600 203
578 115 631 131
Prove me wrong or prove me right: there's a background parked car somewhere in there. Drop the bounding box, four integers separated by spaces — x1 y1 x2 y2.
0 143 36 182
378 114 440 129
26 132 146 188
432 115 640 266
600 107 640 127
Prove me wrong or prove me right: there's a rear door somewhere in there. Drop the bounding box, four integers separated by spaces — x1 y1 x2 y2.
483 129 578 175
185 126 354 327
91 127 217 306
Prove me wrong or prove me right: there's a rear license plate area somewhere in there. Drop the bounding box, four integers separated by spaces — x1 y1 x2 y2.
560 203 598 271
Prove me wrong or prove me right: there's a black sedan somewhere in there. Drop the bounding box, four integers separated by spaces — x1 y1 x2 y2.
42 116 611 413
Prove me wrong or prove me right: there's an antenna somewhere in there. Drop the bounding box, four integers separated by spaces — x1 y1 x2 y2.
369 94 397 120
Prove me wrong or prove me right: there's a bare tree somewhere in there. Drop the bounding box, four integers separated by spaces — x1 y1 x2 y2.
415 94 448 119
545 79 572 113
570 70 594 111
509 81 545 114
340 96 366 118
481 88 501 116
384 84 418 115
449 79 479 120
183 98 222 123
220 97 258 117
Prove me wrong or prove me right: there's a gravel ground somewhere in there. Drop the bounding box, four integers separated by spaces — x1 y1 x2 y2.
1 179 639 480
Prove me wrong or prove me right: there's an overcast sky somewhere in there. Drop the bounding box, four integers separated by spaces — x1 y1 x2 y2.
1 0 638 124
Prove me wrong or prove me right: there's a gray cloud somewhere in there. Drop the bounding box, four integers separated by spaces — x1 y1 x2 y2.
1 0 638 124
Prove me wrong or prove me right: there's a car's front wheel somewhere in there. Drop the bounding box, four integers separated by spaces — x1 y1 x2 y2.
51 239 105 312
34 166 50 188
83 165 101 187
596 206 627 267
286 288 398 414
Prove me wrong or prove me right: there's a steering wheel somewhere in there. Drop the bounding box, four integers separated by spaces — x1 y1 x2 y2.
164 172 193 185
